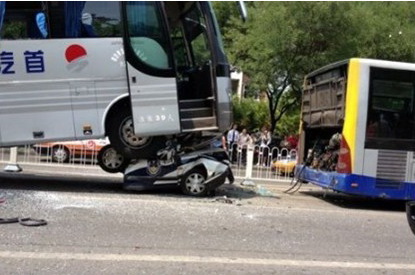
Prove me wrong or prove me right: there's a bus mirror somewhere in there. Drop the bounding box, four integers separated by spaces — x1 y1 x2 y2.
237 1 248 22
406 201 415 235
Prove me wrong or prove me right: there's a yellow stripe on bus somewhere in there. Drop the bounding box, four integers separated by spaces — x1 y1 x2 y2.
343 59 360 172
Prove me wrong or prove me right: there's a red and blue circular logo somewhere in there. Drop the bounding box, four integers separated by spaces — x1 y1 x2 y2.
65 44 87 63
65 44 88 72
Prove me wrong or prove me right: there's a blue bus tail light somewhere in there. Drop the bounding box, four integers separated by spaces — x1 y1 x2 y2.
337 137 351 174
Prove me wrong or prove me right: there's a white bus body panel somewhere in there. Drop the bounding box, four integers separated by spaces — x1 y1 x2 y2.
0 38 127 146
216 76 232 132
362 148 414 184
126 63 180 136
356 60 415 184
353 62 370 175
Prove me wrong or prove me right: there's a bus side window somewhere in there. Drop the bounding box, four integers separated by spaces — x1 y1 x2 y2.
130 37 168 69
51 2 121 39
81 13 96 38
0 2 48 40
125 1 172 70
80 2 121 38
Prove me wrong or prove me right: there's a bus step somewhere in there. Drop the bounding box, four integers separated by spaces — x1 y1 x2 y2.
179 98 213 109
181 116 217 130
180 107 212 119
182 126 219 133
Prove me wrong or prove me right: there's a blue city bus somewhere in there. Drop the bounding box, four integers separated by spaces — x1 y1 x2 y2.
297 58 415 200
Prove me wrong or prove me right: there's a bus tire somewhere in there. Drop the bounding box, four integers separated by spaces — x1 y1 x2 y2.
107 107 166 159
97 145 130 173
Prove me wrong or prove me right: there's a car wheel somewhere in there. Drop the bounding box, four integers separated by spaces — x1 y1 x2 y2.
107 107 166 159
51 146 69 163
180 168 208 197
97 145 130 173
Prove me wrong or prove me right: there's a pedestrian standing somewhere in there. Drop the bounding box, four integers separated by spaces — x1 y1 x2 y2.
259 126 271 166
238 128 253 165
227 124 239 163
221 131 228 151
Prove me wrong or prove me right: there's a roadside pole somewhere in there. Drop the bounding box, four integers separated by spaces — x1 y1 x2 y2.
241 144 255 186
4 147 22 172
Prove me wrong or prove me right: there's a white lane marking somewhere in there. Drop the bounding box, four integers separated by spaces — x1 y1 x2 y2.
0 251 414 270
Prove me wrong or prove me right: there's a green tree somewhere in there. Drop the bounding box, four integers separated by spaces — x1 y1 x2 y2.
239 2 358 134
352 2 415 62
232 96 268 132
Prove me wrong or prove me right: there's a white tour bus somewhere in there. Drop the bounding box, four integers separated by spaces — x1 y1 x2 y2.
0 1 234 158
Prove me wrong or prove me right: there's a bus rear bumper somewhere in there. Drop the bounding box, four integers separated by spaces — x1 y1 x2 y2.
296 165 415 200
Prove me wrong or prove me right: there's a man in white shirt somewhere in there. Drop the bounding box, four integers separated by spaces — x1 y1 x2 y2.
227 124 239 163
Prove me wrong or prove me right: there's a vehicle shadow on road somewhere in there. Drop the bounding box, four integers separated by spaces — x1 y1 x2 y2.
0 172 264 201
0 172 124 195
125 184 263 202
300 189 406 212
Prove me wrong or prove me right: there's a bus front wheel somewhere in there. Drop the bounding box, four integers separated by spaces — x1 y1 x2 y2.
107 108 165 159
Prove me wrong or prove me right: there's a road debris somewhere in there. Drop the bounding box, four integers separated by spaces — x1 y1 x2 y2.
0 217 47 226
241 180 256 187
213 195 235 204
255 185 276 197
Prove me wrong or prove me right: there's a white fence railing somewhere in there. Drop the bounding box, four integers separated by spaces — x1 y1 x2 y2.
228 143 297 182
0 144 297 182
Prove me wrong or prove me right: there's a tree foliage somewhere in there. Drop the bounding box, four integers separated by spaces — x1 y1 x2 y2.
213 2 415 135
232 96 269 132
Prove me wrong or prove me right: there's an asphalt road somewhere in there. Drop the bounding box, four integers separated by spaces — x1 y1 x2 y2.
0 171 414 274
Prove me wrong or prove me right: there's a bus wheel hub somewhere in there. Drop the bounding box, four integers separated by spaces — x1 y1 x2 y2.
121 118 149 147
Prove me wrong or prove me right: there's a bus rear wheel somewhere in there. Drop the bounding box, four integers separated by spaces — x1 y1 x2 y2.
107 107 165 159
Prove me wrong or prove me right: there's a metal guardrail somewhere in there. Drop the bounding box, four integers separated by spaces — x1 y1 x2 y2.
0 143 297 182
228 143 297 182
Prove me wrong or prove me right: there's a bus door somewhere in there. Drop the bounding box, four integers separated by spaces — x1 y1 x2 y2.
170 2 219 132
122 2 181 137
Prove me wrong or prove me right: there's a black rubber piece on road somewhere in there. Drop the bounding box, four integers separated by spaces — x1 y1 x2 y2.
0 217 19 224
18 218 47 227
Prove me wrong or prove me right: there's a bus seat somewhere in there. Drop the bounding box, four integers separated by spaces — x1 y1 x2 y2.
130 37 168 69
36 12 48 38
29 12 48 39
81 13 96 37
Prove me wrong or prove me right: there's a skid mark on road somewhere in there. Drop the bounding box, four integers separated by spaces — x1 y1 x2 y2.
0 251 414 270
